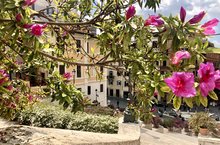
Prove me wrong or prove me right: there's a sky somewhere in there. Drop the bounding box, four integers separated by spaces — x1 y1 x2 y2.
135 0 220 48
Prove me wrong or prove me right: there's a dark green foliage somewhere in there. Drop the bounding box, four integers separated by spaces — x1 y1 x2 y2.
84 105 114 116
13 103 118 134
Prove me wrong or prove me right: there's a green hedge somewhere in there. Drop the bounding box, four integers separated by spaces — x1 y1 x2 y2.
13 103 118 133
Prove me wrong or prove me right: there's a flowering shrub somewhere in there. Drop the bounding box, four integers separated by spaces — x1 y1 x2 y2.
0 0 220 121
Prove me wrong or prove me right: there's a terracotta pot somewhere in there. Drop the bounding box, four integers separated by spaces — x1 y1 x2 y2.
199 128 209 136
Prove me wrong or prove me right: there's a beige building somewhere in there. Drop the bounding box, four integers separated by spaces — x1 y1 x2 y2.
32 0 108 106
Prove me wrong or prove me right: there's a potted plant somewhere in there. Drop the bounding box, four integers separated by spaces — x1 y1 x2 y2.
189 112 217 136
163 118 174 131
152 116 162 128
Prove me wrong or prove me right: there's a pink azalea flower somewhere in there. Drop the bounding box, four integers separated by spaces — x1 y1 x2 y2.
201 18 219 35
63 72 72 80
15 13 22 22
126 5 136 20
23 0 37 6
214 70 220 90
180 7 186 23
30 24 47 36
188 11 206 24
198 62 215 97
171 50 191 65
144 15 164 27
164 72 196 98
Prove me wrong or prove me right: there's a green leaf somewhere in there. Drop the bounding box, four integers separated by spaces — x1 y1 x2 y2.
184 98 193 108
167 93 174 103
208 91 218 101
173 96 181 109
195 96 200 106
161 86 171 93
199 95 208 107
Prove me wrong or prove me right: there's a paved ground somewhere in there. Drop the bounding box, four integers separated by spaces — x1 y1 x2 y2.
141 128 198 145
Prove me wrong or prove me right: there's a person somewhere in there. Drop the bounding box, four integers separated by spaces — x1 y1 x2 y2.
113 108 120 116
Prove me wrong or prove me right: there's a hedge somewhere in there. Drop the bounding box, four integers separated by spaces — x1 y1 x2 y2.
13 103 118 133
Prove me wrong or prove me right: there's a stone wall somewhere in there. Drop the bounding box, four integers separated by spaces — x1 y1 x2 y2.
198 136 220 145
0 117 141 145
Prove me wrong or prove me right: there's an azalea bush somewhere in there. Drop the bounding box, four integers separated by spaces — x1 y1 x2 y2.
0 0 220 121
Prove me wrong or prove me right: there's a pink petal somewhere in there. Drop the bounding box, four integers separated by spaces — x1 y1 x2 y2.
180 6 186 23
126 5 136 20
189 11 206 24
201 18 219 28
203 27 216 35
171 50 191 65
215 70 220 90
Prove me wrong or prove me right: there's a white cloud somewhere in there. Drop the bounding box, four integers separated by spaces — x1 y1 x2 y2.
135 0 220 48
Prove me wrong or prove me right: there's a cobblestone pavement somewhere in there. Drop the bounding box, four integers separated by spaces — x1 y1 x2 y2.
141 128 198 145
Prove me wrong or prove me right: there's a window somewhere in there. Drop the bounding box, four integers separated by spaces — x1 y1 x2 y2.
123 91 129 98
87 42 89 53
77 65 81 78
156 61 159 66
76 40 81 52
117 71 121 76
117 80 121 86
100 84 103 92
124 81 129 87
152 41 158 48
59 65 65 75
76 40 81 48
109 80 113 85
116 89 120 97
77 88 82 91
109 71 113 76
163 60 167 66
124 72 129 76
110 89 114 96
87 86 91 95
46 6 54 15
100 66 104 73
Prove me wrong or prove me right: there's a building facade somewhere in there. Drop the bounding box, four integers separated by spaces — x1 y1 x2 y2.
31 0 108 106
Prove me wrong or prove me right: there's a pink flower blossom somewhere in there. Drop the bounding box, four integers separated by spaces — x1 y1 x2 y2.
201 18 219 35
198 62 215 97
30 24 47 36
126 5 136 20
164 72 196 98
23 0 37 6
180 7 186 23
214 70 220 90
188 11 206 24
63 72 72 80
15 13 22 22
171 50 191 65
144 15 164 27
